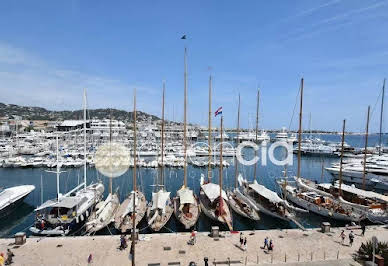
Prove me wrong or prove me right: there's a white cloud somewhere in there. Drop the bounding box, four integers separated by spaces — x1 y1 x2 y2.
0 42 160 115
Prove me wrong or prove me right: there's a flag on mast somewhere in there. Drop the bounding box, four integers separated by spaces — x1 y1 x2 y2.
215 107 223 117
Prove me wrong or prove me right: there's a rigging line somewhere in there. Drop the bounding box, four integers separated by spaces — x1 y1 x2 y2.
288 85 301 131
370 87 383 122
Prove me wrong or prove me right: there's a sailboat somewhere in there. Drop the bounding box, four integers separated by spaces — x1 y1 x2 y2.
114 89 147 232
85 108 120 234
296 108 385 223
199 78 233 230
238 88 306 228
30 90 104 236
146 83 174 232
277 80 364 223
173 48 200 229
227 94 260 221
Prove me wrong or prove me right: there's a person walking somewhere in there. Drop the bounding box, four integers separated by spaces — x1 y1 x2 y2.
361 223 366 236
268 240 273 253
340 230 345 245
0 253 4 266
349 231 355 247
243 237 247 251
263 236 269 250
239 233 243 248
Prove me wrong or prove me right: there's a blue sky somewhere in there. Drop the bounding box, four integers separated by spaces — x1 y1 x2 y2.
0 1 387 132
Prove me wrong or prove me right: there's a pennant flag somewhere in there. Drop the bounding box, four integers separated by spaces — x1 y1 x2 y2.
181 35 187 40
215 106 223 117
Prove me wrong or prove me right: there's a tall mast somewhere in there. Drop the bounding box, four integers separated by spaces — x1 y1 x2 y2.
131 89 137 266
83 88 87 189
362 106 370 190
109 109 113 194
219 116 224 215
309 112 312 139
56 134 60 201
338 119 346 195
234 94 240 188
379 79 386 156
161 83 166 188
208 75 212 182
297 78 304 179
183 47 188 188
40 173 43 205
254 89 259 181
133 90 137 192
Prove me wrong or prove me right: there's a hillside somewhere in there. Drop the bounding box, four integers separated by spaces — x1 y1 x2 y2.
0 103 160 122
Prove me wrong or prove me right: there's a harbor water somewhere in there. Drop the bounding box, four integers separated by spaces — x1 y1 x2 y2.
0 133 385 237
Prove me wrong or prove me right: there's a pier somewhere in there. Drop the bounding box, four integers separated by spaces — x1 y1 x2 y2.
1 225 386 265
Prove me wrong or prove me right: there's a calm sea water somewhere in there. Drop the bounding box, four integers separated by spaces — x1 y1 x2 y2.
0 133 385 237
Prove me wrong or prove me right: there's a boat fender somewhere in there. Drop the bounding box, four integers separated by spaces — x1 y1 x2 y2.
81 214 84 221
76 217 79 223
86 210 89 217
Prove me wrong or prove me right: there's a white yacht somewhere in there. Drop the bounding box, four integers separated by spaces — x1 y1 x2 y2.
0 185 35 218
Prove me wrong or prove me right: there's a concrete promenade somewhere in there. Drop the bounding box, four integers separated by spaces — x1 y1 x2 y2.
1 225 385 265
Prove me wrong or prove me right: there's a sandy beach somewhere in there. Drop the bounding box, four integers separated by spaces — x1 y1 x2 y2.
1 225 385 265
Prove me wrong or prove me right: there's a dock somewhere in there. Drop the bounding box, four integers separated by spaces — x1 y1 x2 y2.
1 225 386 265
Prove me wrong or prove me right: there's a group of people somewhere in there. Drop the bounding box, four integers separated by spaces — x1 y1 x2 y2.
263 236 273 252
340 230 355 247
239 233 248 251
0 249 14 265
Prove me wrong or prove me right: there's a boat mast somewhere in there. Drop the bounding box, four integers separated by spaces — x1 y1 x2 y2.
234 94 240 189
254 89 259 182
161 83 166 189
219 115 224 215
362 106 370 190
297 78 304 179
40 173 43 205
131 89 137 266
379 79 386 156
109 109 113 194
338 119 346 196
56 134 60 201
133 90 137 192
183 47 188 188
208 75 212 182
83 88 87 189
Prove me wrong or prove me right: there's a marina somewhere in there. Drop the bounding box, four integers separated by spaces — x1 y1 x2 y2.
1 1 388 265
1 131 388 238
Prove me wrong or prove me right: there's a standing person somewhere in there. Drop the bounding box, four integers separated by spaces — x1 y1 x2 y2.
5 249 14 265
361 223 366 236
268 240 273 253
0 253 5 266
263 237 269 250
349 231 354 247
243 237 247 251
191 230 196 244
239 232 243 248
340 230 345 245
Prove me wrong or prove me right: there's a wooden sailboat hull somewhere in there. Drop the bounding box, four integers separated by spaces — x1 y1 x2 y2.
280 184 363 222
173 196 200 229
146 199 174 232
114 191 147 233
85 193 120 234
227 190 260 221
199 189 233 230
239 187 290 222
